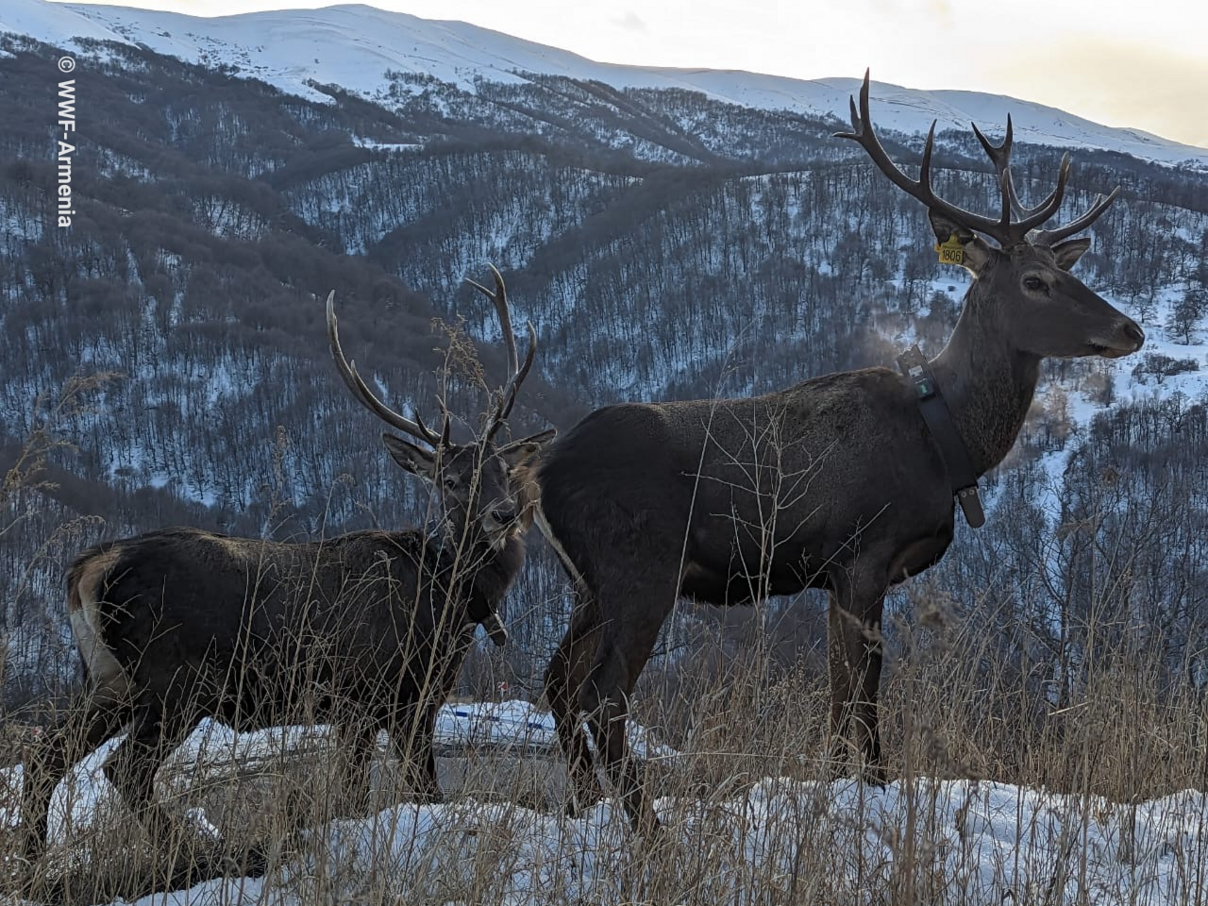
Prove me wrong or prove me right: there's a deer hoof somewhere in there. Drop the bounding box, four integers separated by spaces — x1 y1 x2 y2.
564 786 603 819
413 786 444 805
860 761 889 788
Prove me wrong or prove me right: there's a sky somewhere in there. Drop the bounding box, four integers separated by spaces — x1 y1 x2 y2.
69 0 1208 149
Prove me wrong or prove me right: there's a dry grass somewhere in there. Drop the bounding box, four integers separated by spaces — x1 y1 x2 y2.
1 596 1205 906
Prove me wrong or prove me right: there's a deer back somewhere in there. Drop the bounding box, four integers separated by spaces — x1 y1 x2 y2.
68 526 494 727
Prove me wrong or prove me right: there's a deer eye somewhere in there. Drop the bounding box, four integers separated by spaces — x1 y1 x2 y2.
1024 276 1049 294
443 476 458 490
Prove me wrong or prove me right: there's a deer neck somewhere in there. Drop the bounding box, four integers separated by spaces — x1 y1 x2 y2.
440 525 524 614
930 289 1041 477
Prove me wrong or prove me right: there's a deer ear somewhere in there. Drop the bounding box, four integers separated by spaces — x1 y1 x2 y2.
381 433 436 479
927 210 991 275
1049 237 1091 271
500 428 556 468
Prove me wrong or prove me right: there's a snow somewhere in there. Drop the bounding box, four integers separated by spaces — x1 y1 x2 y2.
435 699 677 760
293 780 1208 904
351 135 421 152
3 0 1206 169
0 0 117 44
2 700 1207 903
0 700 675 841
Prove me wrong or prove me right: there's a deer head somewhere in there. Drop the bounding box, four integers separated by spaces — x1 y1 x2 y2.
836 71 1145 361
326 267 555 555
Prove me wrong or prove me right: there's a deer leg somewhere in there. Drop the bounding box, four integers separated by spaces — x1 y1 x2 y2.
544 602 604 816
827 566 888 783
333 722 378 818
18 692 130 864
825 596 857 774
390 706 443 804
102 702 202 852
578 584 676 836
844 616 886 782
411 707 443 804
581 639 659 836
105 702 267 890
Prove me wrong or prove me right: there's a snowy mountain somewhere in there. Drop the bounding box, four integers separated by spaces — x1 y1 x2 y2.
4 0 1208 169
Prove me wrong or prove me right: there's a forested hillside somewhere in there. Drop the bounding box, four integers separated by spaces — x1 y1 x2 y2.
2 30 1207 724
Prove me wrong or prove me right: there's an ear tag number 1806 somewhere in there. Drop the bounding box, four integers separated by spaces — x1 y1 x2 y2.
934 234 964 266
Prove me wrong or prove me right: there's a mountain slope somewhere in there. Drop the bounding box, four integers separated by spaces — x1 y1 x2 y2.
3 0 1207 169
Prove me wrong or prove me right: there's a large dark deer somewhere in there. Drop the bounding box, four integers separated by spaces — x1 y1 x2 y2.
18 269 554 876
536 72 1145 832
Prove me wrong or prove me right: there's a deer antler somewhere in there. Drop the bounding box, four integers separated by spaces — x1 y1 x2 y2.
1031 186 1121 245
971 115 1120 245
966 115 1116 248
466 265 538 441
326 291 446 447
835 70 1094 248
972 116 1033 220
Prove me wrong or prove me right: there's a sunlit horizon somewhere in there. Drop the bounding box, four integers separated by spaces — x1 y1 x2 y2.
52 0 1208 149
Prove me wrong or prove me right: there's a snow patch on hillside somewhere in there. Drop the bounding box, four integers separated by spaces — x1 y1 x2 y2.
1029 286 1208 508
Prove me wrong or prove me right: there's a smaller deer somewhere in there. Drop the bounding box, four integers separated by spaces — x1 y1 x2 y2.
17 268 553 880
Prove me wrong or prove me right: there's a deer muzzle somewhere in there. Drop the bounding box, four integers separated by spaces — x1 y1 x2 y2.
481 502 519 549
481 612 509 647
1092 318 1145 358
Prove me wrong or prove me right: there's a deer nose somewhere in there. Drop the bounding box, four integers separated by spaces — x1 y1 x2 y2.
1121 319 1145 350
485 503 516 527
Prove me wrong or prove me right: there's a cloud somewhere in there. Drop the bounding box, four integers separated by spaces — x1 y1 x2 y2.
611 11 647 32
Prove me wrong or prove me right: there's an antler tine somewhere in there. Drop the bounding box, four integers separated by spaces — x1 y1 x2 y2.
467 264 519 378
413 401 452 449
1033 185 1121 246
971 117 1034 236
972 115 1012 174
972 116 1028 220
466 265 537 440
493 321 538 427
834 70 1014 245
326 291 443 447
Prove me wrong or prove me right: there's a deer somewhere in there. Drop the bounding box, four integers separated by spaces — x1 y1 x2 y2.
16 268 554 882
534 71 1146 834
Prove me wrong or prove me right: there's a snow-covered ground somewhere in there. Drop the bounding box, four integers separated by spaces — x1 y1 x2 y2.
2 699 1205 904
3 0 1207 168
0 699 674 833
285 780 1208 905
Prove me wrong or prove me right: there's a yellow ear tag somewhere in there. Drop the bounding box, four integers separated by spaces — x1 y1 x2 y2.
935 233 965 266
